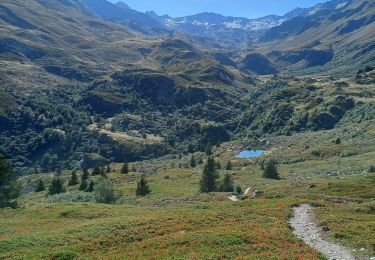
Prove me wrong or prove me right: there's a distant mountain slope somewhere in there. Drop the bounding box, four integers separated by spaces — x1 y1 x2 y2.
0 0 255 171
78 0 352 49
80 0 162 29
258 0 375 75
0 0 235 83
145 0 351 48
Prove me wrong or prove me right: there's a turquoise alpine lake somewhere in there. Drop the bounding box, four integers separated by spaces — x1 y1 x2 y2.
235 150 265 158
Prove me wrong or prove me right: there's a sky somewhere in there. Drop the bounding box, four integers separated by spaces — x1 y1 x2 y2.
108 0 327 18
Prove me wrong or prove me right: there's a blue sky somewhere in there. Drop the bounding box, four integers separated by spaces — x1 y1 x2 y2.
109 0 327 18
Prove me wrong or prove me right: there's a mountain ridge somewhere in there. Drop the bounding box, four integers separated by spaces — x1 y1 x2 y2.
117 0 352 48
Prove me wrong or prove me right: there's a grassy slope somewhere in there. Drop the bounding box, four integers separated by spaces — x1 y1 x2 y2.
0 199 321 259
256 0 375 76
1 120 375 259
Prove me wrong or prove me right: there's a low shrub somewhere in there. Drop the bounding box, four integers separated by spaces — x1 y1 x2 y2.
340 150 358 157
310 150 321 157
94 179 121 204
42 192 94 203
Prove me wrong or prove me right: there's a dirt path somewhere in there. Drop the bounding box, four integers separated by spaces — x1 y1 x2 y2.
289 204 355 260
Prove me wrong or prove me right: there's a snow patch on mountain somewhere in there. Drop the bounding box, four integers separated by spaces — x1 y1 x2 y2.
336 2 348 9
164 18 186 28
224 20 243 29
192 20 211 27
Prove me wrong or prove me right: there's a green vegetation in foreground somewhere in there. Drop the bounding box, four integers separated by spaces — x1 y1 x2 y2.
2 125 375 259
1 171 374 259
0 199 322 259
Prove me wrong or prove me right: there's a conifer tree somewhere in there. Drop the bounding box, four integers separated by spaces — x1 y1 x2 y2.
205 143 213 156
262 159 279 180
82 168 89 180
35 179 45 192
106 165 111 173
100 166 107 178
200 157 218 192
136 175 151 196
220 172 234 192
236 185 243 195
190 155 196 168
68 171 79 186
79 169 89 191
79 179 88 191
0 156 20 208
92 166 101 176
86 180 94 192
121 160 129 174
225 161 233 170
215 160 221 170
48 178 65 195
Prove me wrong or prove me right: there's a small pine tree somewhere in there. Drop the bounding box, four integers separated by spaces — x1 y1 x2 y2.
262 159 279 180
215 161 221 170
92 166 101 176
200 157 218 193
225 161 232 170
260 161 265 170
335 137 341 145
86 180 94 192
0 156 12 188
68 171 79 186
35 179 45 192
82 168 89 180
0 156 20 208
205 143 213 156
121 161 129 174
190 155 196 168
220 173 234 192
79 179 88 191
100 167 107 178
136 175 151 196
131 165 136 173
48 178 65 195
79 170 89 191
197 158 203 165
106 165 111 173
236 185 243 195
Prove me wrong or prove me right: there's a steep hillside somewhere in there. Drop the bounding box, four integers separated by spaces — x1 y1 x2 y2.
0 0 374 175
80 0 164 34
0 0 252 174
258 0 375 75
77 0 375 76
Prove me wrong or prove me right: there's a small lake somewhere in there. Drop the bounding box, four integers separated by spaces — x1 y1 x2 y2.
235 150 265 159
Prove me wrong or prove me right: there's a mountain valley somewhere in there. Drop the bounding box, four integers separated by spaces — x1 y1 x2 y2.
0 0 374 259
